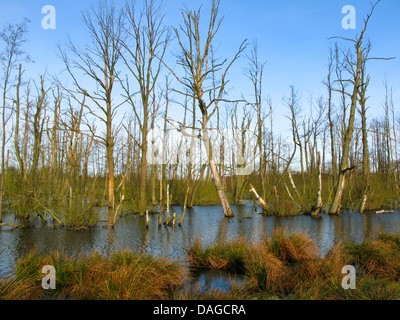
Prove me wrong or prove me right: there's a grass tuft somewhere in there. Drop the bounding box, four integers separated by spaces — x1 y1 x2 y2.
12 249 187 300
264 228 320 264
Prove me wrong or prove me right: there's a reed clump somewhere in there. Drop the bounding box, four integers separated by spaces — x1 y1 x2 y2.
187 238 250 272
0 276 41 300
12 249 187 300
264 229 319 264
243 243 289 294
343 236 400 282
187 229 400 300
3 230 400 300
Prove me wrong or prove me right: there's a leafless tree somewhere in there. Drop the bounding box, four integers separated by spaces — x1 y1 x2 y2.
323 46 337 176
168 0 247 217
118 0 170 216
0 18 30 223
329 0 393 214
60 0 124 226
244 41 270 200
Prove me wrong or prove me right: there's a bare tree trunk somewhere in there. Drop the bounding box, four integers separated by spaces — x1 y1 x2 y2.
311 152 323 216
359 56 371 177
60 1 123 227
139 109 148 215
202 113 234 217
169 0 246 217
250 184 272 213
106 100 115 226
179 183 190 226
329 1 384 214
14 65 24 179
118 0 170 216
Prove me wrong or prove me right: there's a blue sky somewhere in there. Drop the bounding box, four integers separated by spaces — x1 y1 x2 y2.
1 0 399 139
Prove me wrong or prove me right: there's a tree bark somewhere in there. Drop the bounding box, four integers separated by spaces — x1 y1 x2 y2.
201 113 234 217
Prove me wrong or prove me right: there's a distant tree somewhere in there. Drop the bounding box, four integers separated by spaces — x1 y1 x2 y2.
244 41 270 201
323 46 337 176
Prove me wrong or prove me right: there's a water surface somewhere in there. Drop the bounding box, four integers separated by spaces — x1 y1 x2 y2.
1 204 400 278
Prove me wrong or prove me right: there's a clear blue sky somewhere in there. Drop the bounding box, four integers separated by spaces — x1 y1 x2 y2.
1 0 399 139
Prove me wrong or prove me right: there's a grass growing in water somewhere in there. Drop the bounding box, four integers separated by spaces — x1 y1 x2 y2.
187 238 250 272
187 229 400 300
13 249 187 300
3 229 400 300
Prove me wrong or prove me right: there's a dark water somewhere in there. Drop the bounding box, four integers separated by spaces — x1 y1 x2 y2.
1 204 400 283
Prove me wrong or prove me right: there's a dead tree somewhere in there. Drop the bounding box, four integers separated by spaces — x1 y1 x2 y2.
310 152 323 216
358 43 371 177
249 184 272 213
0 18 30 223
118 0 170 216
283 86 304 178
167 0 247 217
60 0 124 227
323 46 337 176
244 41 270 201
329 0 393 214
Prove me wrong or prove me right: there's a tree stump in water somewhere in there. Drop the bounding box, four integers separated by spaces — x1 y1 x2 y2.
249 184 271 213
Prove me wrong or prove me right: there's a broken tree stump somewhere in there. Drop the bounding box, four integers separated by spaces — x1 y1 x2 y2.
310 152 323 217
360 195 368 214
249 184 272 213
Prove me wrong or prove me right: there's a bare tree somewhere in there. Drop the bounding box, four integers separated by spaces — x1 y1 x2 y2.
0 18 30 223
60 0 124 226
244 41 270 201
358 41 371 177
328 0 393 214
168 0 247 217
323 46 337 176
118 0 170 216
283 85 303 177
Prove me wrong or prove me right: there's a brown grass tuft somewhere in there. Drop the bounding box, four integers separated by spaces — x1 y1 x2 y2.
265 228 320 264
13 249 187 300
244 243 290 294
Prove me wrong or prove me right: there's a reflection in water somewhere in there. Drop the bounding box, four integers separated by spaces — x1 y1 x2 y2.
186 269 245 294
1 205 400 277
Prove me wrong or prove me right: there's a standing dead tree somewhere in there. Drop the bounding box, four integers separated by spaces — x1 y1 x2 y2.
328 0 394 214
358 42 371 178
118 0 170 216
0 18 30 223
244 41 270 201
60 0 124 227
323 46 337 176
166 0 247 217
310 152 323 216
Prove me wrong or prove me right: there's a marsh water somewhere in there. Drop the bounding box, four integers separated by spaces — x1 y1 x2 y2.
1 203 400 291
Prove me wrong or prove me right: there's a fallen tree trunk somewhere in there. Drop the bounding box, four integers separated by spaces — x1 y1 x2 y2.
0 222 21 229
